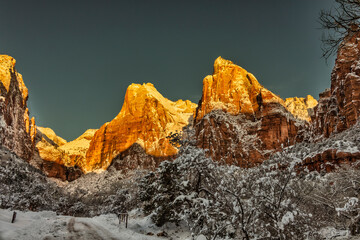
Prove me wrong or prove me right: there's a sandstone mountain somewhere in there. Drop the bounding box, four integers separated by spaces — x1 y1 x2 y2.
299 29 360 171
1 48 359 180
37 127 67 146
313 29 360 138
194 57 312 166
0 55 36 161
195 57 317 122
59 129 97 171
84 83 197 173
35 127 97 180
195 57 284 120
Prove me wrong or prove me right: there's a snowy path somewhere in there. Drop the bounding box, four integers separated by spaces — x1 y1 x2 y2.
0 209 191 240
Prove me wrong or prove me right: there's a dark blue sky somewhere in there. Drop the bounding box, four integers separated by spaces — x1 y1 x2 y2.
1 0 335 140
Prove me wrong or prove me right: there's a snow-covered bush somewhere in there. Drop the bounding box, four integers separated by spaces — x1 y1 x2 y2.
139 160 183 226
304 165 360 236
139 145 320 239
0 147 65 212
0 146 142 217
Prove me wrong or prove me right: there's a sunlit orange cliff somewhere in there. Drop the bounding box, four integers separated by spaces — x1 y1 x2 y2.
84 83 197 173
1 54 327 180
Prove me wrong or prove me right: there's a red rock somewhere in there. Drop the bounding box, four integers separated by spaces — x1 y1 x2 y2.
194 57 306 166
302 149 360 172
39 159 83 181
0 55 36 161
313 30 360 137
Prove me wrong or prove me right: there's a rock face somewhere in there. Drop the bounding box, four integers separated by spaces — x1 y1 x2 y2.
195 57 284 121
194 57 307 166
36 127 73 167
59 129 97 171
0 55 36 161
85 83 197 173
35 127 97 180
303 149 360 172
313 30 360 137
284 95 318 122
108 143 170 172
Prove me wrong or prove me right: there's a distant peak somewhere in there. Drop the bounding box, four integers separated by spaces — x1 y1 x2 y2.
284 96 318 122
37 126 68 146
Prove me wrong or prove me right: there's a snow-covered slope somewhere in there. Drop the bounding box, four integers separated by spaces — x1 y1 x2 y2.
0 209 192 240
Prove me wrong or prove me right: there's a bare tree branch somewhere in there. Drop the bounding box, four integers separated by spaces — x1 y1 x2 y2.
319 0 360 60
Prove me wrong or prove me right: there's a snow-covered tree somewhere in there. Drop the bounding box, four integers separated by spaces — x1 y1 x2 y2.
139 145 321 239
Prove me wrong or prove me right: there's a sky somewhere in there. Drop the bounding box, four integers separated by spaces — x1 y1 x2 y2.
1 0 336 141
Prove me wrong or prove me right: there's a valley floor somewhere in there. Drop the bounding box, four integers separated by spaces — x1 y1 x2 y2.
0 209 192 240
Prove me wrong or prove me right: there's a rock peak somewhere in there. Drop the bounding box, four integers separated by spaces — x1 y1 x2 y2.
85 82 197 173
196 57 318 122
0 55 28 103
195 57 283 121
213 56 236 74
0 55 35 161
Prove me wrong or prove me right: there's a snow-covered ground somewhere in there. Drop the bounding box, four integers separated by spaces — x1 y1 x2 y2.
0 209 193 240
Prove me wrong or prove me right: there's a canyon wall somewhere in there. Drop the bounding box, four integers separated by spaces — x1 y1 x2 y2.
0 55 36 161
194 57 315 166
313 30 360 137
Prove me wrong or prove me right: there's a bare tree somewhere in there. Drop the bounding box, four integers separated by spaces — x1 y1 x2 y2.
319 0 360 59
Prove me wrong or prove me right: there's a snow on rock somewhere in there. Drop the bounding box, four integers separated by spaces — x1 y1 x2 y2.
195 104 306 167
313 29 360 138
0 55 36 162
273 120 360 172
193 57 309 167
319 227 350 240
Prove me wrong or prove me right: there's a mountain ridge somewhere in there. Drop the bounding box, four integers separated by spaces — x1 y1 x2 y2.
0 43 358 179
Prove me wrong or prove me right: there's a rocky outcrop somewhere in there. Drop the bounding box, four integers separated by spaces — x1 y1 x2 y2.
194 57 307 166
35 127 97 180
284 95 318 122
85 83 197 173
38 159 83 181
59 129 97 171
302 149 360 172
108 143 170 172
195 57 284 121
313 29 360 137
36 127 74 167
0 55 36 161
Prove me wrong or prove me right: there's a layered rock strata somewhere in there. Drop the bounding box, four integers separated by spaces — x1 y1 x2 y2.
194 57 308 166
85 83 197 173
313 29 360 137
0 55 36 161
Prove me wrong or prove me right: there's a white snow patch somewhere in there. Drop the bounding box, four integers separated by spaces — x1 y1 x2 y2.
319 226 349 240
0 209 192 240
